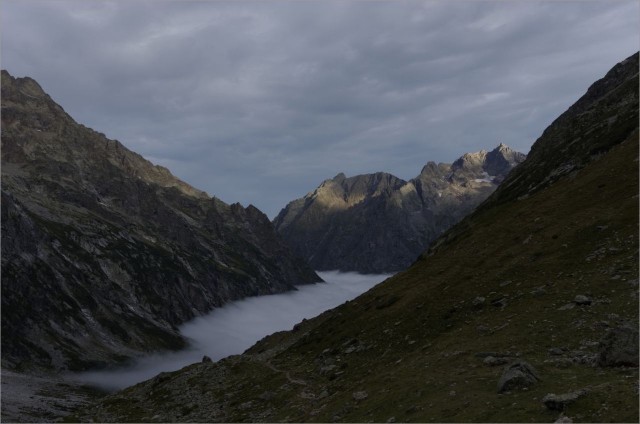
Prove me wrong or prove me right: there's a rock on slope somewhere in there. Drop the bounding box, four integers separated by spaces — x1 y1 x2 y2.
73 52 639 423
273 144 525 273
0 70 321 372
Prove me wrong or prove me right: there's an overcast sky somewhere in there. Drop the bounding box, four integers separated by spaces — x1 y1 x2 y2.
2 0 638 218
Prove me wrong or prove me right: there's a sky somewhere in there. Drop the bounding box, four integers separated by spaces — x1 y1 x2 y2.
2 0 638 218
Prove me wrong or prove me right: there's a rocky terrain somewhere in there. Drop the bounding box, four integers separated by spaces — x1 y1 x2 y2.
1 70 321 374
274 144 525 273
72 53 638 423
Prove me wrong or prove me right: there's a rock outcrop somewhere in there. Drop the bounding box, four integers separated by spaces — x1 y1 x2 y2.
274 144 525 273
0 70 321 371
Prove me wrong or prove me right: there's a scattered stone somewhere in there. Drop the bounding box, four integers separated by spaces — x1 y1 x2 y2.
491 297 508 308
497 361 540 393
548 358 573 369
596 225 608 231
201 355 212 363
484 356 509 366
319 364 338 375
555 414 573 423
570 350 598 366
352 391 368 401
258 391 275 401
386 417 396 423
558 303 575 311
542 390 588 411
475 351 514 358
531 286 546 297
238 400 254 410
476 324 490 333
597 325 639 367
607 313 621 321
573 295 591 306
548 347 564 356
472 296 486 309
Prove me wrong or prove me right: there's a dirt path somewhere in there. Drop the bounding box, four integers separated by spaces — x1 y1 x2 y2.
262 361 307 386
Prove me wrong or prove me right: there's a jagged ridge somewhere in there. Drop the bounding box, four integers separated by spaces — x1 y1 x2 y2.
274 144 525 273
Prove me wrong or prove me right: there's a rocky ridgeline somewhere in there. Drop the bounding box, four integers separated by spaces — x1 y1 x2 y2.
274 144 525 273
0 70 321 372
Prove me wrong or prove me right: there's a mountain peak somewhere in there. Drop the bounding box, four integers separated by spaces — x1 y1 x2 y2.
2 69 47 99
274 145 524 273
484 143 526 176
332 172 347 181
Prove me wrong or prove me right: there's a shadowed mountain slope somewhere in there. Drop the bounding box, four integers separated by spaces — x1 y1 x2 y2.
274 144 525 273
72 52 639 422
1 70 321 372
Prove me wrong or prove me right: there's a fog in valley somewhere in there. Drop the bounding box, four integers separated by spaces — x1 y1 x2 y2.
72 271 391 391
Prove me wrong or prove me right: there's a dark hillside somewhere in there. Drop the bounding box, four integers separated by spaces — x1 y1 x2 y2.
1 70 321 372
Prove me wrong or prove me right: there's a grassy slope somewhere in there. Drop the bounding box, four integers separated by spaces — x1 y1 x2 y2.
74 130 638 423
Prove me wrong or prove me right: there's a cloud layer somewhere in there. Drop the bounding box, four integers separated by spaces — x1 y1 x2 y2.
71 271 391 390
2 0 638 217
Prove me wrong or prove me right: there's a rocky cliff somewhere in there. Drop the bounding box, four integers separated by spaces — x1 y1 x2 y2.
74 53 638 423
0 70 321 372
274 144 525 273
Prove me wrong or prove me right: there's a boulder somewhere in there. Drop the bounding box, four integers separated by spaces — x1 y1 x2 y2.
484 356 509 366
597 325 639 367
472 296 486 309
542 390 588 411
573 295 592 306
352 391 368 401
497 361 540 393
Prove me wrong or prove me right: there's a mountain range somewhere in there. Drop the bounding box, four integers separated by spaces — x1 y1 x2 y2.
274 144 525 273
1 70 321 372
72 52 639 423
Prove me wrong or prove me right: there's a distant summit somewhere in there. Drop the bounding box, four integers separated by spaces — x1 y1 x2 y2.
273 144 525 273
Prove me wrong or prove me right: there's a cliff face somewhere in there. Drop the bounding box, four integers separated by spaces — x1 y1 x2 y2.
0 70 321 371
274 144 525 273
73 53 639 424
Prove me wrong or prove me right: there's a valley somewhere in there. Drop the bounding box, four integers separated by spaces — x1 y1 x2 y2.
2 272 390 422
0 9 637 421
68 52 639 423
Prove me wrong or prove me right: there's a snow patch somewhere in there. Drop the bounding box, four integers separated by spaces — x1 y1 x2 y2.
474 171 495 183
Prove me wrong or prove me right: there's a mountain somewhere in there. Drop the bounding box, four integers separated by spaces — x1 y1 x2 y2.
73 53 638 423
273 144 525 273
0 70 321 372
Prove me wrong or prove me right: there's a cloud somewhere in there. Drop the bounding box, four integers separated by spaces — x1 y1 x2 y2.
2 0 638 217
70 271 391 391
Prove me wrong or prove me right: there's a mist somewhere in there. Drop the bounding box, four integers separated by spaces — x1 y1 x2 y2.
71 271 391 391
